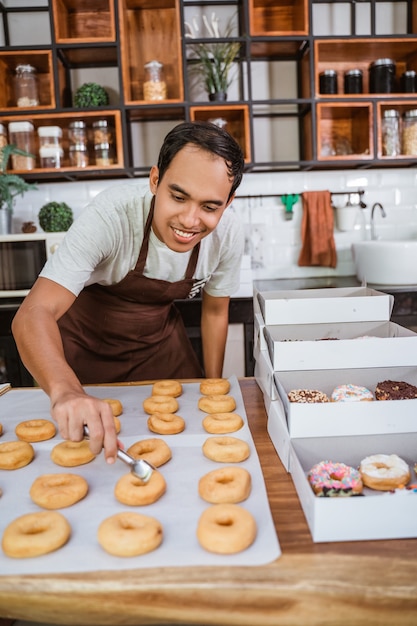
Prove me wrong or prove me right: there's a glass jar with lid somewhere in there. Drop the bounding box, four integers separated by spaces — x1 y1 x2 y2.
143 60 167 100
402 109 417 155
93 119 114 145
381 109 401 157
69 143 89 168
369 58 396 93
14 64 39 107
94 142 114 166
68 120 88 147
8 121 36 169
37 126 64 169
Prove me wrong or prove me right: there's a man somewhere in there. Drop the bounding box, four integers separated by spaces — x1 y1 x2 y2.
12 121 245 464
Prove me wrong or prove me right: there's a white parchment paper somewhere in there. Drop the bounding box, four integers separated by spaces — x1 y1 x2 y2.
0 377 281 575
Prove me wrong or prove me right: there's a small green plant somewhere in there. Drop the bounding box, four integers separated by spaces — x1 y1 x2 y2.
186 14 241 97
74 82 109 108
38 201 74 232
0 144 37 213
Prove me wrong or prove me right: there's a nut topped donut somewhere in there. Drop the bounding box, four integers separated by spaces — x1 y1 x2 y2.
143 395 179 415
152 380 183 397
198 394 236 414
375 380 417 401
200 378 230 396
15 419 56 442
288 389 329 403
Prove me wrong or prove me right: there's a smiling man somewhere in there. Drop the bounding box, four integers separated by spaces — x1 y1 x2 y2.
12 121 245 463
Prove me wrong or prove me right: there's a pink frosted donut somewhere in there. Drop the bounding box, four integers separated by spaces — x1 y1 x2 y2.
308 460 363 497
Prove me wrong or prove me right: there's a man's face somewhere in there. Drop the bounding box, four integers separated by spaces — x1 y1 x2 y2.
149 144 234 253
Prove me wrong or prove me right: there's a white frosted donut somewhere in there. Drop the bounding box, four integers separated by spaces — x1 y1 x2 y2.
200 378 230 396
359 454 410 491
199 467 252 504
98 512 163 557
197 504 257 554
152 380 183 397
2 511 71 558
202 436 250 463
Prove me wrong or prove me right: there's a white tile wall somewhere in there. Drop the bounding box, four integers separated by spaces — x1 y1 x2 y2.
11 167 417 282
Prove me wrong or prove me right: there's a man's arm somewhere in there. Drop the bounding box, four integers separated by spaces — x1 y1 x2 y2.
12 277 118 462
200 291 230 378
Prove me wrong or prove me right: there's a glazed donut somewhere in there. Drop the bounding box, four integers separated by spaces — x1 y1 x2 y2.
103 398 123 416
0 441 34 470
200 378 230 396
331 384 374 402
143 395 179 415
308 461 363 497
147 413 185 435
288 389 329 403
198 395 236 414
97 512 163 557
359 454 410 491
15 419 56 442
199 467 252 504
197 503 257 554
152 380 182 398
51 440 95 467
127 438 172 467
30 473 88 510
115 470 166 506
375 380 417 401
202 413 243 434
202 436 250 463
2 511 71 558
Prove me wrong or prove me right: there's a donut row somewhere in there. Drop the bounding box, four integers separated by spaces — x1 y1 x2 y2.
308 454 417 497
288 379 417 403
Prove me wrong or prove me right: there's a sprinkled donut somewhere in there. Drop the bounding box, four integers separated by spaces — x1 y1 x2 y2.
198 394 236 414
127 438 172 467
2 511 71 558
199 467 252 504
202 412 243 434
0 441 34 470
152 380 183 397
359 454 410 491
331 384 374 402
202 436 250 463
147 412 185 435
288 389 329 403
15 419 56 442
197 503 257 554
97 512 163 557
200 378 231 396
30 473 88 509
143 395 179 415
308 460 363 497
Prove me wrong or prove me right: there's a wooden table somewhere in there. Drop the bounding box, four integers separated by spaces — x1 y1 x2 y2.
0 378 416 626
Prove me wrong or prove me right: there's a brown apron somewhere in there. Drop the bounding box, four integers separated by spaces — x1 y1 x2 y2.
58 198 203 383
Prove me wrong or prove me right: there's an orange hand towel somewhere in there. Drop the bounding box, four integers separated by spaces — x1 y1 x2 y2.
298 190 337 268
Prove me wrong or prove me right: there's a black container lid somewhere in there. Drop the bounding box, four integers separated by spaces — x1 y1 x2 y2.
369 58 396 69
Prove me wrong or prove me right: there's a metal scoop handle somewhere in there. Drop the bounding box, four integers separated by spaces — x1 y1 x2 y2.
83 425 154 483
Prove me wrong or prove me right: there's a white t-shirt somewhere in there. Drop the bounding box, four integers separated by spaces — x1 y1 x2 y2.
40 183 244 298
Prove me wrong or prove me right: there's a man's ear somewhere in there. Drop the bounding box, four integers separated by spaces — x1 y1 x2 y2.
149 165 159 194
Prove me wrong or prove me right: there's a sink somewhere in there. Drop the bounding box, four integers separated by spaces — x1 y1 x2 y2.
352 239 417 285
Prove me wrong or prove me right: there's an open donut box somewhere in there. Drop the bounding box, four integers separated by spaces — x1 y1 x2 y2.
254 287 417 542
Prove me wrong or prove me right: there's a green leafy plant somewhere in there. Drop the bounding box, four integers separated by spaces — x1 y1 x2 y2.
186 14 241 97
0 144 37 214
74 82 109 108
38 201 73 232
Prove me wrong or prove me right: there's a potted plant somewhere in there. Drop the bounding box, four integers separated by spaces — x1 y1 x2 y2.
74 82 109 108
38 201 73 232
185 14 241 101
0 144 37 234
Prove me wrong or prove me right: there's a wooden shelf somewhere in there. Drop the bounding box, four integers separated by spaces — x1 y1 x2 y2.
249 0 309 37
0 51 56 110
316 102 373 161
189 105 251 163
52 0 116 43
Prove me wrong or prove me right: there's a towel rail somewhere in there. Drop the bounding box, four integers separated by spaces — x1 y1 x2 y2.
234 189 366 208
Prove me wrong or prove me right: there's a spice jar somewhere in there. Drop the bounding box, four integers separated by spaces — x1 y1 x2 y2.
8 121 36 169
38 126 63 169
94 142 114 166
69 143 89 168
369 58 396 93
68 120 87 146
319 70 337 94
143 60 167 100
344 69 363 94
14 64 39 107
402 109 417 155
381 109 401 157
93 119 114 145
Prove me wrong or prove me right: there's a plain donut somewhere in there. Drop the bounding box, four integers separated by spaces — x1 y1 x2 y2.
200 378 230 396
143 395 179 415
0 441 34 470
202 436 250 463
98 512 163 557
30 473 89 509
15 419 56 442
152 380 183 397
199 467 252 504
127 438 172 467
2 511 71 558
51 440 95 467
197 504 257 554
202 412 243 434
147 413 185 435
103 398 123 416
115 470 166 506
198 395 236 414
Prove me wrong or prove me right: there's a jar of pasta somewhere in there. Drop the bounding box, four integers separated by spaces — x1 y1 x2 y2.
143 60 167 100
92 119 114 145
381 109 400 157
402 109 417 155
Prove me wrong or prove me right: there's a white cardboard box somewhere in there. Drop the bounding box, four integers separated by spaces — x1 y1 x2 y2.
256 287 393 325
264 321 417 370
273 366 417 438
289 432 417 542
254 345 279 406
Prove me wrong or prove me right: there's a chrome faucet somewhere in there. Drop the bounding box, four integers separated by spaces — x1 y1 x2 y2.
370 202 386 240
